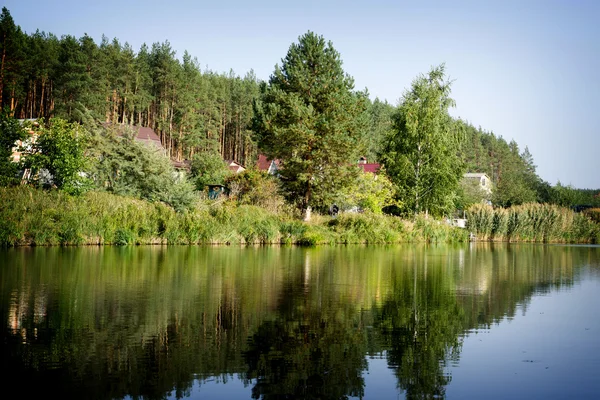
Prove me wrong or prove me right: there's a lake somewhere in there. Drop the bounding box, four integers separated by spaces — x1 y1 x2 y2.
1 244 599 399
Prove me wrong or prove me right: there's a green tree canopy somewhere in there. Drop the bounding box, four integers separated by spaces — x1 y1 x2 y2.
380 64 463 216
22 118 88 193
190 143 231 190
337 168 398 214
0 112 25 186
85 122 196 211
253 31 369 218
492 140 537 207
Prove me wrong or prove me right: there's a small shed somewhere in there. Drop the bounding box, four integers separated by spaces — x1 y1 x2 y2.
207 184 227 200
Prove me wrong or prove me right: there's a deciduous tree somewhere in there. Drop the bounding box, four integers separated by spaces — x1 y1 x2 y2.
380 64 463 216
23 118 87 193
0 112 25 185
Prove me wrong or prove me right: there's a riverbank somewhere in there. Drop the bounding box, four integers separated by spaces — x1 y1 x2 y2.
2 187 597 246
1 186 467 246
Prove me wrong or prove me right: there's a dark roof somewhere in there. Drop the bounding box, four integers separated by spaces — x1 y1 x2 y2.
135 126 161 143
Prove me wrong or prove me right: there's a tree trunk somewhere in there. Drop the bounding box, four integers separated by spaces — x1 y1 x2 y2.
113 89 118 124
31 81 36 118
39 77 45 118
0 32 6 109
122 95 127 124
169 96 174 158
49 80 54 115
10 83 16 115
415 144 422 215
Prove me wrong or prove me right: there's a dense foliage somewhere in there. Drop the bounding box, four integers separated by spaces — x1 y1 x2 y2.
380 64 463 216
0 186 469 246
0 112 25 185
21 118 88 193
253 31 369 216
1 7 598 243
85 121 197 211
0 7 258 166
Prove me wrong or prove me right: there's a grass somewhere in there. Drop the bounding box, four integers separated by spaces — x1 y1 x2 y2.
9 186 581 247
466 202 599 243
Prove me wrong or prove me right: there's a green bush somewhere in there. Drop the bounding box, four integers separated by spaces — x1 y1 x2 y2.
328 212 403 244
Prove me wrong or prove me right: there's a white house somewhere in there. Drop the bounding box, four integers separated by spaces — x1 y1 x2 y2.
463 173 492 195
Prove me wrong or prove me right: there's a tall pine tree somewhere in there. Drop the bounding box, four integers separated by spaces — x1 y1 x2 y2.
253 31 368 218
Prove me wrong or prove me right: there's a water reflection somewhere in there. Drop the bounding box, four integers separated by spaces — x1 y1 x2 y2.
0 244 598 399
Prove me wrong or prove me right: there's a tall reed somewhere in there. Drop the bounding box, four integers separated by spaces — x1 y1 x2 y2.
466 202 599 243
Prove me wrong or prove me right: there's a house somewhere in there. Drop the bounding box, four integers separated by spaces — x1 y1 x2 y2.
11 119 39 164
463 172 492 195
225 160 245 174
105 123 163 150
105 123 191 172
357 156 380 174
257 154 280 175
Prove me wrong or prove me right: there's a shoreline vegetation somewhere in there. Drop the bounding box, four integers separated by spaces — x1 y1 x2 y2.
1 187 597 247
466 203 599 244
1 9 599 246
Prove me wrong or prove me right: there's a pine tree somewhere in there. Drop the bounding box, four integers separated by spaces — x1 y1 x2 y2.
253 31 368 218
0 7 26 114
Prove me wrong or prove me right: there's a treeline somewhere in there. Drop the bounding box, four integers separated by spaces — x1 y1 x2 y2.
459 121 600 208
0 8 258 165
459 121 547 206
2 7 598 217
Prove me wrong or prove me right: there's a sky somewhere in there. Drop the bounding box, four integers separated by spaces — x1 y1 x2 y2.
5 0 599 189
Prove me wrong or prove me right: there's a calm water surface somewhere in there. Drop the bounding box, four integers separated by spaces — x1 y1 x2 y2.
1 244 599 399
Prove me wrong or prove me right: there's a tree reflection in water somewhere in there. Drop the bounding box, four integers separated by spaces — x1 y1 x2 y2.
0 245 592 399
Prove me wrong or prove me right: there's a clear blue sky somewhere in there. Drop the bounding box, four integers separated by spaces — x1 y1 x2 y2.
6 0 599 189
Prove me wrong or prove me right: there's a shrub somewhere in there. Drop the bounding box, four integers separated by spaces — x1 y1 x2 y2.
225 169 285 213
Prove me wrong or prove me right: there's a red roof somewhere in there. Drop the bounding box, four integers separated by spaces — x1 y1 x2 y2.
359 163 380 173
104 123 163 149
257 154 280 172
257 154 271 171
225 160 245 173
134 126 161 143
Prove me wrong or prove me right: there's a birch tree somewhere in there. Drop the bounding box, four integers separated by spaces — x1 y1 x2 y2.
380 64 463 216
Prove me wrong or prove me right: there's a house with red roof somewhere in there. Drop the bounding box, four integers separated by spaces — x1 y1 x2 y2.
357 157 380 174
256 154 280 175
225 160 246 174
